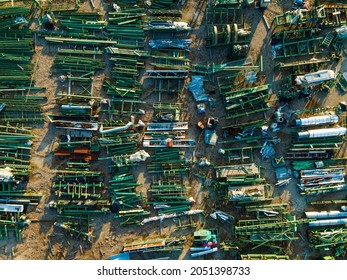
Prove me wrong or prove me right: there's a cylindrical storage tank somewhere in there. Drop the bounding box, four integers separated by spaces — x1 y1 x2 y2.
305 211 347 219
308 218 347 227
295 115 339 126
298 127 347 139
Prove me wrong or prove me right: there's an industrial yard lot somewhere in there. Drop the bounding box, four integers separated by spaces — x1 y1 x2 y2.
0 0 347 260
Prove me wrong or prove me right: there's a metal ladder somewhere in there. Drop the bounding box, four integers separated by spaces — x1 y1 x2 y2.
321 32 335 47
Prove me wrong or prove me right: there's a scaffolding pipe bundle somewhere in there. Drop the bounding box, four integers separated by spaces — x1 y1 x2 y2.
305 211 347 219
295 115 339 126
298 127 347 139
308 218 347 227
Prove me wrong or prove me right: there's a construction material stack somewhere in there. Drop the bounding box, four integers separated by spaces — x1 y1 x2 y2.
0 4 45 241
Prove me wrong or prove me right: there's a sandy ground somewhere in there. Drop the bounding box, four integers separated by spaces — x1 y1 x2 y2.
0 0 346 260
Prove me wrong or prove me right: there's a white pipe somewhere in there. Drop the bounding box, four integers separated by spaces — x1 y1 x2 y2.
191 247 218 257
298 127 347 138
141 210 203 225
308 218 347 227
138 120 145 127
61 105 91 110
190 247 211 252
300 168 345 178
295 115 339 126
0 204 23 213
99 122 133 135
305 211 347 219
